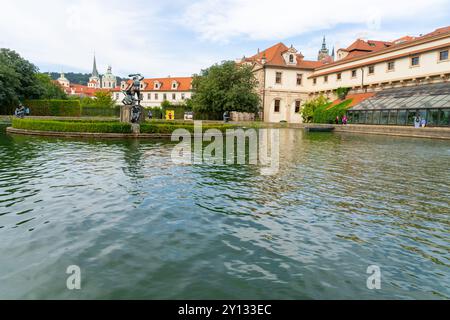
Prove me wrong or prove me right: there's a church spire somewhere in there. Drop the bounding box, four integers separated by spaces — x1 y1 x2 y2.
322 36 327 50
318 36 330 61
92 54 99 78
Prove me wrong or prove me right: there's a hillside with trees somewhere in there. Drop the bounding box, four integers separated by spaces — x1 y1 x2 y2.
48 72 124 86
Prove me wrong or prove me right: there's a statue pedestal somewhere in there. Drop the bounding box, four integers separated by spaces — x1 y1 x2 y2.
120 105 145 124
131 123 140 135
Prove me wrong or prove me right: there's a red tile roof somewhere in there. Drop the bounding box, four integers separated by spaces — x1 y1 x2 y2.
244 42 326 69
314 25 450 72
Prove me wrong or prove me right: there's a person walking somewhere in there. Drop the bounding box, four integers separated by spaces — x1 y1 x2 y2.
335 116 340 125
342 115 348 125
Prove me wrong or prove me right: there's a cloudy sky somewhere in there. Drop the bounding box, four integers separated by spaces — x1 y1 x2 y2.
1 0 449 78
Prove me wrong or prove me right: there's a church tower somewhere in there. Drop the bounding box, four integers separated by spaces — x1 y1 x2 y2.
88 54 101 88
101 66 117 89
318 36 330 61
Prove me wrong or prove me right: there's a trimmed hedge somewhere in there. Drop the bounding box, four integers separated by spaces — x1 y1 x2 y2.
24 100 81 117
12 119 132 133
313 99 353 124
81 106 120 117
0 105 15 115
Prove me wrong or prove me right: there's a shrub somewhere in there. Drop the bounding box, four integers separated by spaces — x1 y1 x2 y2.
12 118 131 133
336 87 351 100
312 99 353 124
81 106 120 117
24 99 81 116
301 95 329 123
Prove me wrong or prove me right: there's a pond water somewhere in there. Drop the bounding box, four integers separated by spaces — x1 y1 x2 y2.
0 125 449 299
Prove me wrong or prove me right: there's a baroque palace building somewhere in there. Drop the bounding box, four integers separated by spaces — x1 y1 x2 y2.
240 26 450 124
111 77 193 108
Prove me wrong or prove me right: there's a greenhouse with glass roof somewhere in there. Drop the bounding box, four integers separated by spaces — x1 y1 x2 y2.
347 83 450 127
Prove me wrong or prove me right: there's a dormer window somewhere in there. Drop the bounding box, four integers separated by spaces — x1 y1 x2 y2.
154 81 161 90
172 81 179 90
289 54 294 63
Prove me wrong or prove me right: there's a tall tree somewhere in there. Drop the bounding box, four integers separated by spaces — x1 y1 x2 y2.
35 73 67 99
0 49 41 105
191 61 260 115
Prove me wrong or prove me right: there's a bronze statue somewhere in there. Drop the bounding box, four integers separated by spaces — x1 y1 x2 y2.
122 74 144 123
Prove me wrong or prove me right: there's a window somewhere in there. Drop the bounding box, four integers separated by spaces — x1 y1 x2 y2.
411 56 420 66
351 70 357 78
439 50 449 61
181 93 186 100
275 72 282 84
147 93 151 100
313 78 317 85
115 93 119 99
274 100 280 113
289 54 294 63
155 93 159 100
163 93 167 100
324 75 328 83
172 93 176 100
387 61 395 71
295 100 301 113
337 73 342 81
172 83 177 89
296 74 303 86
368 65 375 75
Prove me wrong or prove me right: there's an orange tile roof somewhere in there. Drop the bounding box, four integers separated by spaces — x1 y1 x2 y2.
244 42 326 69
314 25 450 72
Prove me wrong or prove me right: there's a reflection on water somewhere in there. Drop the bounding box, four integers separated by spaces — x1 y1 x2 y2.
0 126 449 299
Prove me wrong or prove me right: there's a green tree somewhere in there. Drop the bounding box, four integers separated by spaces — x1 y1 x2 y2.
92 91 115 108
35 73 67 99
191 61 260 115
79 91 116 108
301 95 329 123
0 48 41 107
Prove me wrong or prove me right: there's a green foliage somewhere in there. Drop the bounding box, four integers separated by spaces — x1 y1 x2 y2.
81 106 120 117
24 99 81 116
12 118 131 133
301 95 329 123
0 49 41 109
190 61 260 116
80 91 116 108
312 99 353 124
35 74 68 99
0 49 69 114
336 87 351 100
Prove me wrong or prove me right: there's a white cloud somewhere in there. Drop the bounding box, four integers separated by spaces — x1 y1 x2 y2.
182 0 448 43
0 0 213 77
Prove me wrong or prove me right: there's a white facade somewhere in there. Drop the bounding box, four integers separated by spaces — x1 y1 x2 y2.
309 35 450 95
111 77 193 108
245 27 450 123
